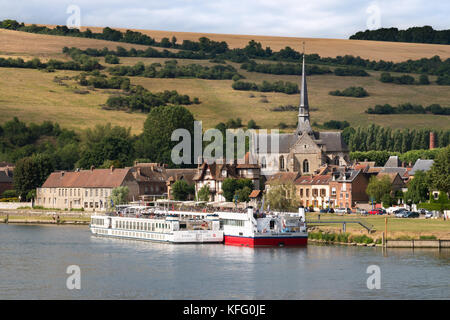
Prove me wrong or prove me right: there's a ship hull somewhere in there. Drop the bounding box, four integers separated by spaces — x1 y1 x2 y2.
224 235 307 247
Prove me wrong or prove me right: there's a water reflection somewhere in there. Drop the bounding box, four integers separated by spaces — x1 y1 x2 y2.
0 224 448 299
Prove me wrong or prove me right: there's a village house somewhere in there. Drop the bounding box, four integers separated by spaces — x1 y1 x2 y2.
295 174 332 209
0 161 14 196
193 154 261 202
165 168 197 200
36 166 139 211
328 168 370 209
132 162 169 199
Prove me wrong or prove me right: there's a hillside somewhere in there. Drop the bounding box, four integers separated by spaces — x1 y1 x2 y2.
1 28 450 134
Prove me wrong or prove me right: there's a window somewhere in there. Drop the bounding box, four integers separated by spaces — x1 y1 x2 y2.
306 189 309 197
279 156 285 170
331 188 336 196
300 188 303 197
261 157 266 169
303 159 309 173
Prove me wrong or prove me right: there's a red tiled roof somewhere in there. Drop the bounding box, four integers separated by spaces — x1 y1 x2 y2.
249 190 261 198
42 168 132 188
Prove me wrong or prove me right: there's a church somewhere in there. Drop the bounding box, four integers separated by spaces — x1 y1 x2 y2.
251 53 349 177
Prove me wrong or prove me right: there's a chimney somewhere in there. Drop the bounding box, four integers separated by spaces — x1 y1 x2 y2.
430 132 435 150
90 165 95 171
110 165 115 172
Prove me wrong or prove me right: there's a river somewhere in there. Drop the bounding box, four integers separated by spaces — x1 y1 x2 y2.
0 224 448 299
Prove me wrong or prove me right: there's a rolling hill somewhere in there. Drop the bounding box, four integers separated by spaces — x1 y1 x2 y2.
1 27 450 134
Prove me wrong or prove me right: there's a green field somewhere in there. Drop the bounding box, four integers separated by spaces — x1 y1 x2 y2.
1 29 450 133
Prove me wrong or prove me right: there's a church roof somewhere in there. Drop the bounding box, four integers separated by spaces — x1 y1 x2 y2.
252 131 348 154
317 132 349 152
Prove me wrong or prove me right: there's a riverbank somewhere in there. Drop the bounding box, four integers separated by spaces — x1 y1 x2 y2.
306 212 450 241
0 209 90 225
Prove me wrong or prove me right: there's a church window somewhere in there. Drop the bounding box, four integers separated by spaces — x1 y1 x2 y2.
279 156 285 170
303 159 309 173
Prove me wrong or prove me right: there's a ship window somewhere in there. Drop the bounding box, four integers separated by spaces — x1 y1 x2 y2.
270 220 275 229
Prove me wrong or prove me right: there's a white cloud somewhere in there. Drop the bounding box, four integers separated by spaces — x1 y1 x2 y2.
0 0 448 38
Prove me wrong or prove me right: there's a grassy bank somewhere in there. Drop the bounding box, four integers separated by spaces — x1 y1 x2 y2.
306 212 450 240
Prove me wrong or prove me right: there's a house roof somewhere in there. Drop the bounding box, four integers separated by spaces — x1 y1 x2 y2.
193 162 239 181
0 170 13 183
249 190 261 198
266 172 301 184
331 169 361 182
380 167 408 177
377 172 402 184
384 156 401 168
42 167 133 188
410 159 434 175
166 169 197 185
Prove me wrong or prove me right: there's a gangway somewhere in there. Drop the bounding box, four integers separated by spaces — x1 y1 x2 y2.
306 218 375 233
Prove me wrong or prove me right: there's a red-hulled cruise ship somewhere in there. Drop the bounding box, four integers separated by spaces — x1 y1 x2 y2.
217 208 308 247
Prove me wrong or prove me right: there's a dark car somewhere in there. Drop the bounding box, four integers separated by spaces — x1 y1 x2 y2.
403 211 420 218
327 208 335 214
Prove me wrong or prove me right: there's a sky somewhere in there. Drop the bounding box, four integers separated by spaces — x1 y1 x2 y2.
0 0 449 39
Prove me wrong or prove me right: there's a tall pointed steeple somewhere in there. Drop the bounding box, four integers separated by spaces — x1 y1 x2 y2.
296 45 313 135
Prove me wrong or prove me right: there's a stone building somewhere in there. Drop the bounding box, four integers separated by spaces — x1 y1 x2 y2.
329 168 370 208
252 54 349 177
36 166 139 211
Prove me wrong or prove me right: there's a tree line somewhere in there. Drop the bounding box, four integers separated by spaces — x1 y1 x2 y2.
232 80 299 94
329 87 369 98
349 26 450 45
343 124 450 153
366 103 450 115
4 19 450 79
107 60 241 80
0 55 101 72
240 60 331 75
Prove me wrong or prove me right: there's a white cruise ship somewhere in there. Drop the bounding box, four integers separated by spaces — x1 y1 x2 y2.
90 208 223 244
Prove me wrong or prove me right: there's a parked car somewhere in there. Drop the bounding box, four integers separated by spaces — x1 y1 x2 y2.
335 208 352 214
395 211 407 218
393 208 407 215
327 208 335 214
403 211 420 218
385 207 401 214
319 208 328 213
425 211 434 219
357 208 368 215
369 208 385 215
418 209 429 215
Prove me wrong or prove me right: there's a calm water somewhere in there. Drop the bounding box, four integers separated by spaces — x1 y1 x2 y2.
0 224 448 299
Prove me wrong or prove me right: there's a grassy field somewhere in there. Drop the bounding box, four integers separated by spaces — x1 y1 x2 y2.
1 28 450 133
306 213 450 240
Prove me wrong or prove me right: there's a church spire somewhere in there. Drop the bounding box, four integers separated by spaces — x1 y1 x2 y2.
296 44 313 135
